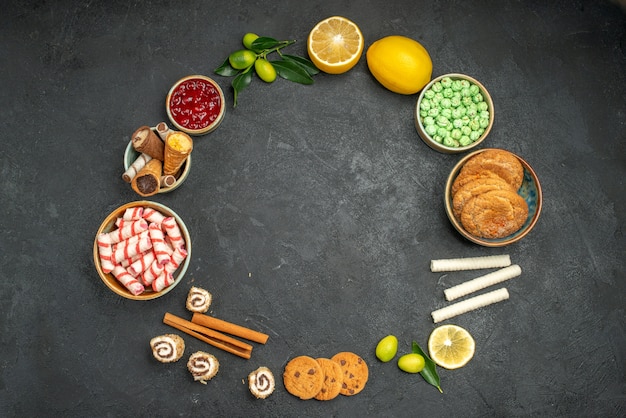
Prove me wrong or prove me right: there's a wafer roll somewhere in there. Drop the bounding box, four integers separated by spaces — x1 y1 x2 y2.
122 153 152 183
163 131 192 175
160 175 177 188
156 122 174 141
132 126 164 160
131 159 162 197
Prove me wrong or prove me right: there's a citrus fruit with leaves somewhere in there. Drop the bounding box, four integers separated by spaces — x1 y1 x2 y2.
215 35 319 107
397 353 425 373
242 33 259 49
229 49 257 70
255 58 277 83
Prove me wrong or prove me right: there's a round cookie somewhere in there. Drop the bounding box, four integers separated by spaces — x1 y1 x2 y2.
458 149 524 190
451 169 503 197
460 189 529 239
283 356 324 400
331 351 369 396
452 176 514 219
314 358 344 401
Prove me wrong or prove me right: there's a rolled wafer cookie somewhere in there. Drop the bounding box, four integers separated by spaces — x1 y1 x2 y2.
163 131 192 175
431 288 510 323
160 175 177 188
444 265 521 301
132 126 164 160
131 159 162 197
122 153 152 183
248 367 275 399
430 255 511 272
156 121 174 141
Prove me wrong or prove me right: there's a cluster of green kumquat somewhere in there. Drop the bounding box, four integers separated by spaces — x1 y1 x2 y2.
215 33 319 107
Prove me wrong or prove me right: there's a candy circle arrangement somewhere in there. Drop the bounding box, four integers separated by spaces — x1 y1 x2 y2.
93 201 191 300
166 75 226 136
444 148 543 247
415 73 494 154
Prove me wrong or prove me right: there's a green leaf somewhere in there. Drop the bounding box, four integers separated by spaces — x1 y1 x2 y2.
250 36 281 51
412 341 443 393
231 68 253 107
215 57 240 76
271 60 314 85
281 54 320 75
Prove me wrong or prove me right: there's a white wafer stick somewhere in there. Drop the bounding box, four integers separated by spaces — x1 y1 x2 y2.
430 255 511 272
122 154 152 183
431 288 509 323
444 265 522 301
156 122 173 141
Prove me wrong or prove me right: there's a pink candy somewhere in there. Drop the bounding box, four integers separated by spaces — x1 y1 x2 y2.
97 206 187 295
148 223 171 266
162 217 185 249
111 265 145 296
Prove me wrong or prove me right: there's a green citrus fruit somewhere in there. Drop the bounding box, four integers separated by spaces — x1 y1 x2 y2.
229 49 257 70
243 33 260 49
397 353 425 373
375 335 398 362
254 58 277 83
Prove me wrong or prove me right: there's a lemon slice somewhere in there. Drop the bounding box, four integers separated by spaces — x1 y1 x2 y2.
428 324 475 369
307 16 364 74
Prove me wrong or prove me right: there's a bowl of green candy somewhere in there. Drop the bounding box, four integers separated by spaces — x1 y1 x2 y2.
415 73 494 154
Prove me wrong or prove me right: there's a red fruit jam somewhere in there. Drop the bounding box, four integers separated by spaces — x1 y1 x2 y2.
166 75 225 135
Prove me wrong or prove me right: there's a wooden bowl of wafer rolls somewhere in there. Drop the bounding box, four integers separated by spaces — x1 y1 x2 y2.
93 201 192 300
445 148 542 247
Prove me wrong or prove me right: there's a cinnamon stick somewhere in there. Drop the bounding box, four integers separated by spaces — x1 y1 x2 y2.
191 313 269 344
163 312 252 359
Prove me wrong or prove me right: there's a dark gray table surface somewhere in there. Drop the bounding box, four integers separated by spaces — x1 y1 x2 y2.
1 0 625 416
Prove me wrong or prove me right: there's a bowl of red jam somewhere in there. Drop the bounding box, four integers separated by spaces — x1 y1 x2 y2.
166 75 225 136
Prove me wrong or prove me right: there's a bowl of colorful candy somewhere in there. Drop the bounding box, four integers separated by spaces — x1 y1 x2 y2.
93 201 191 300
415 73 494 154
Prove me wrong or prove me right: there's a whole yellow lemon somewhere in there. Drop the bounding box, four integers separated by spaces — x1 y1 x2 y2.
366 35 433 95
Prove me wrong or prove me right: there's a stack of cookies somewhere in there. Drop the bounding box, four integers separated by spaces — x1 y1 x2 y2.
451 149 528 239
283 352 368 400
